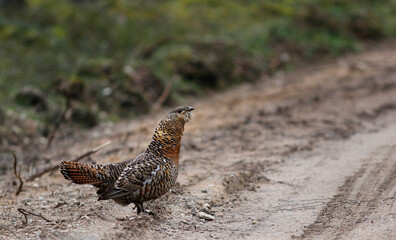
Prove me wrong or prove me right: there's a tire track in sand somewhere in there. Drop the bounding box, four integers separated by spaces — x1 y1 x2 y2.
300 145 396 240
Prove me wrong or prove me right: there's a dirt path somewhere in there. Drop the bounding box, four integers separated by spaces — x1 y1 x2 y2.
1 43 396 239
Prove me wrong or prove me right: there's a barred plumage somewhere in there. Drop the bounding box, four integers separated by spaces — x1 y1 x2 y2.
59 106 194 214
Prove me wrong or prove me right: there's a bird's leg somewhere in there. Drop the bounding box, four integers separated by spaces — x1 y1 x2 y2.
134 202 155 216
134 203 144 214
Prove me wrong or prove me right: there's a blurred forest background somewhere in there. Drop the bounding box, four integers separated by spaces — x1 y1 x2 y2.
1 0 396 150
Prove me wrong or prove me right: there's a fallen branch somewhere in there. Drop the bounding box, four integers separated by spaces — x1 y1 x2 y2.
27 141 111 182
46 94 72 150
17 208 51 224
13 153 24 196
152 79 173 112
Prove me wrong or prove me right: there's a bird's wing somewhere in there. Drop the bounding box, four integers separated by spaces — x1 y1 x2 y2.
98 154 164 200
115 160 163 191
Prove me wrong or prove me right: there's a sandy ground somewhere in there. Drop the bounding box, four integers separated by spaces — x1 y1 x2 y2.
1 43 396 240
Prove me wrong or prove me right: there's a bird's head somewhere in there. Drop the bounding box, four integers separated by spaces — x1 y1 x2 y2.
166 106 194 123
148 106 194 162
149 106 194 157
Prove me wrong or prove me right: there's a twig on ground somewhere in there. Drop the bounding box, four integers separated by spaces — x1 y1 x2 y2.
13 153 24 196
27 141 111 181
152 79 173 112
17 208 51 224
46 94 72 150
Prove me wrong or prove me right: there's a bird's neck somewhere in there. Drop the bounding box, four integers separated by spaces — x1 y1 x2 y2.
147 118 185 166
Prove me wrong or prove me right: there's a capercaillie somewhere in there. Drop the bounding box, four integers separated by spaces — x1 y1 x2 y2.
59 106 194 214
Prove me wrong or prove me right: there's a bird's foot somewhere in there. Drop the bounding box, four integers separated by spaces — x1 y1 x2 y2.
144 209 155 216
133 204 144 214
134 203 156 216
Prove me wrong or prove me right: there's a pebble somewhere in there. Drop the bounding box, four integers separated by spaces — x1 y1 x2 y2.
186 201 195 209
200 203 212 214
197 211 215 221
186 201 198 214
53 202 66 208
191 207 198 215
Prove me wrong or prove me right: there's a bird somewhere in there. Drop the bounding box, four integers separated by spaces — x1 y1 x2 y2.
59 106 194 214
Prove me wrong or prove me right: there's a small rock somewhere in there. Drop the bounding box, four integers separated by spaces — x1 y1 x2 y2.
201 189 208 193
41 204 50 209
186 200 198 215
38 197 45 201
53 202 66 208
197 211 215 221
22 198 31 203
200 203 212 214
191 207 198 215
186 200 195 209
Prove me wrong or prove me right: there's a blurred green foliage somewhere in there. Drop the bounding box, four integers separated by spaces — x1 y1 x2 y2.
1 0 396 132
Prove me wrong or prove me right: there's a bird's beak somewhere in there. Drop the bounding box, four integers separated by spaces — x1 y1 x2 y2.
187 106 194 112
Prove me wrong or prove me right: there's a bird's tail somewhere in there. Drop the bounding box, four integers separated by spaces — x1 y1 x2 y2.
59 161 109 185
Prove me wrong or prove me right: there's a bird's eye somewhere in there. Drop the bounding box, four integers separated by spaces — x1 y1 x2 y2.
177 109 183 113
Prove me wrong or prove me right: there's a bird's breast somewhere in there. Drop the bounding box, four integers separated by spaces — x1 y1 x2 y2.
162 143 181 166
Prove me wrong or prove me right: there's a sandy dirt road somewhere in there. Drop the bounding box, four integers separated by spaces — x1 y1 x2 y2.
1 43 396 239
